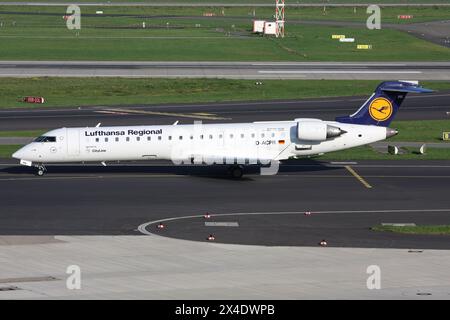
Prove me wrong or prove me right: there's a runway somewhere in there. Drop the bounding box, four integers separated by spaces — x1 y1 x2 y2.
1 2 449 7
1 90 449 131
0 159 450 249
1 61 450 80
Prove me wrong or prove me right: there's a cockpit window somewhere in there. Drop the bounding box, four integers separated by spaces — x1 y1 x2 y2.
34 136 56 142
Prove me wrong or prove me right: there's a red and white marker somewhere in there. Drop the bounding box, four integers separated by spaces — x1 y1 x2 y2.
304 211 312 216
319 240 328 247
204 213 211 219
157 223 165 229
207 234 215 241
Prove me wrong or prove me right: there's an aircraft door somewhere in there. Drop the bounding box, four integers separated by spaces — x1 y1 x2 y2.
66 128 80 156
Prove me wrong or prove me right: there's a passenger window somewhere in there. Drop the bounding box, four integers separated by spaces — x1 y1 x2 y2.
137 137 140 141
147 136 151 141
230 134 234 139
95 138 99 143
179 136 183 140
271 133 275 137
168 136 172 140
105 138 108 142
219 134 223 139
240 134 244 138
190 135 193 140
115 137 119 142
251 133 255 138
158 136 162 140
261 133 265 138
126 137 130 142
200 135 204 139
209 135 213 139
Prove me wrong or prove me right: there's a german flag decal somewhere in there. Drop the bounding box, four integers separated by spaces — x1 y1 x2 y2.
278 140 285 144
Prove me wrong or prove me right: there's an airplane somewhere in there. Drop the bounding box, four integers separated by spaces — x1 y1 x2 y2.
12 80 433 178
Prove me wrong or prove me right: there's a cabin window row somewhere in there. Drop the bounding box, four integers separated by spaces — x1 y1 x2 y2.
94 132 279 143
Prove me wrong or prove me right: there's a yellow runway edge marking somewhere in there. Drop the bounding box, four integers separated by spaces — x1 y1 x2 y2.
345 165 372 189
103 108 230 120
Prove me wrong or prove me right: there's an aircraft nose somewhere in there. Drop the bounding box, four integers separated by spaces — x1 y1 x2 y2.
12 147 26 159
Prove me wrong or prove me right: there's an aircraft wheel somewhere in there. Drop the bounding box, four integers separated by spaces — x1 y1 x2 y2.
229 165 244 179
36 165 46 176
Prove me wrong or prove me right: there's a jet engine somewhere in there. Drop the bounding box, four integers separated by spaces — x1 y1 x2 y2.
297 121 346 141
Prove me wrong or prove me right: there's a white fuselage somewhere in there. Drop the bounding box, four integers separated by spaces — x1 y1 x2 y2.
13 119 389 165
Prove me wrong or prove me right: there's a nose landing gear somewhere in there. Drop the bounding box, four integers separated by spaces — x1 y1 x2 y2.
35 164 47 176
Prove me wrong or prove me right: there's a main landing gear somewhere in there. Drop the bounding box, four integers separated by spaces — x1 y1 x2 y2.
228 165 244 179
35 164 47 176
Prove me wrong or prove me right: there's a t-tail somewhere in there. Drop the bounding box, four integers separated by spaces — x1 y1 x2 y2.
335 81 433 127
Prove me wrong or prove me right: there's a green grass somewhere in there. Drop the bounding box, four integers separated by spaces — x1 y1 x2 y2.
1 78 449 109
313 145 450 160
0 6 448 61
372 224 450 235
0 130 44 137
1 5 448 24
390 120 450 142
0 145 21 158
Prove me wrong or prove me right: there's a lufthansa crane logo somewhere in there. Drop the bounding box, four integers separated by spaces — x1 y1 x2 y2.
369 97 393 122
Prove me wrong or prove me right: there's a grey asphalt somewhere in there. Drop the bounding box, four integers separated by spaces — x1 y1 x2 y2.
1 159 450 249
1 61 449 80
0 90 449 131
1 2 449 7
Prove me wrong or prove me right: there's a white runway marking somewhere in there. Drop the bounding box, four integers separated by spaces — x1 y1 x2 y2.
205 222 239 227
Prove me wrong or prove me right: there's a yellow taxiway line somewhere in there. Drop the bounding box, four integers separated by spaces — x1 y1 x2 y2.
345 165 372 189
102 108 230 120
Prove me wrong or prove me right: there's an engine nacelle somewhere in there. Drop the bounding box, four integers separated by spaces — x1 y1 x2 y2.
297 121 346 141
